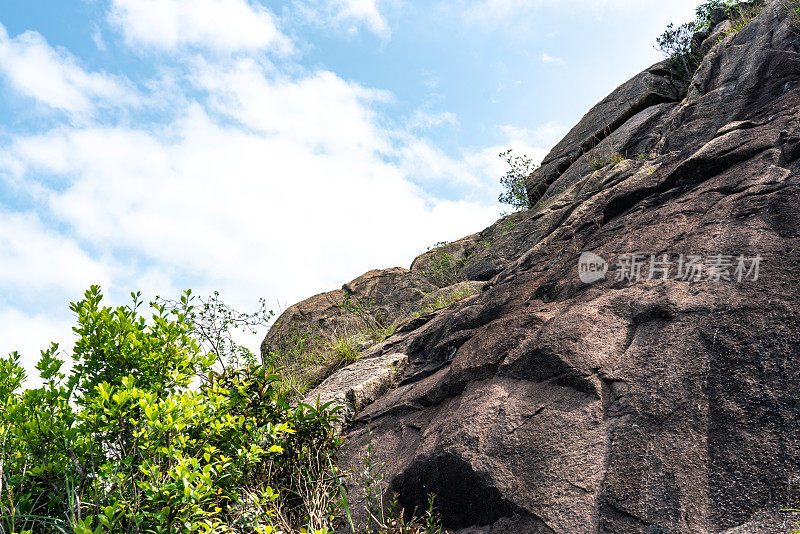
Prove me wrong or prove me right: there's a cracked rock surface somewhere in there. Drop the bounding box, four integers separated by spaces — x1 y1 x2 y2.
269 3 800 532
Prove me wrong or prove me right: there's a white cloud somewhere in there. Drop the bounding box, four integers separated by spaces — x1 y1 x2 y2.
108 0 291 53
1 61 501 311
0 307 75 388
541 52 564 65
406 110 458 131
499 122 566 164
0 209 112 294
194 59 392 151
396 137 485 188
91 24 106 52
0 23 138 116
294 0 390 38
456 0 699 29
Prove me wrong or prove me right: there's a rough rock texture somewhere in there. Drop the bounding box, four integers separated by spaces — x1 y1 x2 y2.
261 268 437 356
319 3 800 533
418 281 488 313
301 352 408 426
410 234 487 285
525 62 683 204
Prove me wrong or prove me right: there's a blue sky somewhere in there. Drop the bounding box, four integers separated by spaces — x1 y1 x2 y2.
0 0 700 384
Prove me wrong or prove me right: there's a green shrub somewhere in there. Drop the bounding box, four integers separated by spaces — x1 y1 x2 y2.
726 2 763 33
156 290 274 368
420 242 468 288
0 286 346 534
694 0 738 30
0 287 456 534
655 1 761 93
498 149 536 212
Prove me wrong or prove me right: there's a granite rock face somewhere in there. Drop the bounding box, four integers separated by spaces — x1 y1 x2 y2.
300 352 409 427
261 267 437 357
269 3 800 532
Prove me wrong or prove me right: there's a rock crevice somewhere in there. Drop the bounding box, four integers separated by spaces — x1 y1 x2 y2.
264 2 800 532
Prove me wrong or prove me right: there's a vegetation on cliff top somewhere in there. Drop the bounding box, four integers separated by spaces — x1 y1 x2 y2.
497 149 536 212
656 0 764 91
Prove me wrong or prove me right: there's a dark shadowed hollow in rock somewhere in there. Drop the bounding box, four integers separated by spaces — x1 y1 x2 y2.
389 453 519 528
264 1 800 531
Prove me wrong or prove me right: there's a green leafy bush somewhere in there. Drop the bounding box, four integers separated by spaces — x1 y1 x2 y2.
655 1 761 93
420 242 468 288
694 0 737 30
498 149 536 212
0 286 345 534
655 21 699 82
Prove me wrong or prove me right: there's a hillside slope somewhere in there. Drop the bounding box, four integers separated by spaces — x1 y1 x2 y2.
264 2 800 531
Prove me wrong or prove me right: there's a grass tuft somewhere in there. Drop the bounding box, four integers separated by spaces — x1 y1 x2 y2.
783 0 800 30
418 282 479 316
589 151 626 171
724 2 763 34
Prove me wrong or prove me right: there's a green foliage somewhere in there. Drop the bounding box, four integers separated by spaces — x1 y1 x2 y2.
295 329 365 393
421 242 467 288
263 327 320 398
497 149 535 212
655 1 759 93
156 290 274 369
266 323 372 400
421 495 443 534
656 1 765 78
418 283 478 316
785 0 800 29
726 2 763 33
694 0 738 30
337 295 397 346
321 333 360 368
1 287 454 534
655 21 702 89
0 286 345 534
265 292 404 401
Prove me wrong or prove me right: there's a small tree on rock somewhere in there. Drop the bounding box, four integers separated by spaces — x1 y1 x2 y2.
498 149 536 211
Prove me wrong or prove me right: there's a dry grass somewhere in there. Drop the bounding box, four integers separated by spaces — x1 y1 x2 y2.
725 2 763 34
418 282 479 316
783 0 800 30
269 326 367 397
588 150 625 171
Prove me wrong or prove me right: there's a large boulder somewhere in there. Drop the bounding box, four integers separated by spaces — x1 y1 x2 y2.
329 2 800 532
261 267 437 357
525 62 683 203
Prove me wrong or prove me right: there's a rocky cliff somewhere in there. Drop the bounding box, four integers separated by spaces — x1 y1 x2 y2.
263 2 800 532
